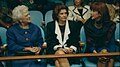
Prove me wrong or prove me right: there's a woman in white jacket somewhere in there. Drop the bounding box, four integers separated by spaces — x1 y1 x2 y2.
68 0 91 23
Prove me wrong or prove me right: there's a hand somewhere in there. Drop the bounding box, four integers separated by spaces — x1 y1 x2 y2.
32 47 41 54
67 48 73 54
24 47 32 51
100 49 108 53
58 48 68 53
76 15 85 23
24 47 41 54
93 50 97 53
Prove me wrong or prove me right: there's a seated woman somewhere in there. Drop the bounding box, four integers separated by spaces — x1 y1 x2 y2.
6 5 45 67
45 4 83 67
84 2 116 67
68 0 91 23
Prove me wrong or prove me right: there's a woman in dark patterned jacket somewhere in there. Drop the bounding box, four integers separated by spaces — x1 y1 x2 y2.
84 2 116 67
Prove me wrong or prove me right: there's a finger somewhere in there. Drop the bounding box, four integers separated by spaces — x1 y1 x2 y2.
35 50 40 55
63 49 68 53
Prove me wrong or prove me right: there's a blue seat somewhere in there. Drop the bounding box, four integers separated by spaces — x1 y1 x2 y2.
45 10 53 25
0 27 7 67
29 11 45 40
65 0 74 6
80 26 86 53
115 23 120 62
29 11 43 27
0 27 7 44
115 23 120 41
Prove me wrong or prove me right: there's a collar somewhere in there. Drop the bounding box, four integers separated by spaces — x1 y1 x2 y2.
73 6 88 17
55 20 70 46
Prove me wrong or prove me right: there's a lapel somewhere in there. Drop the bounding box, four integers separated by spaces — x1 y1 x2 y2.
73 6 88 17
55 20 70 46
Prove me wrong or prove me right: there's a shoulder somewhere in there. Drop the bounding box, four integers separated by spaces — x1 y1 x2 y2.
46 21 55 26
30 23 39 28
105 20 116 29
29 23 41 31
84 5 90 9
68 6 75 10
7 23 19 31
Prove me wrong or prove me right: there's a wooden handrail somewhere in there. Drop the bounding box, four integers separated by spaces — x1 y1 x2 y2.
0 52 119 61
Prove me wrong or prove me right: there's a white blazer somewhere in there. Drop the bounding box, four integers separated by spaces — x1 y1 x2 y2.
68 5 91 21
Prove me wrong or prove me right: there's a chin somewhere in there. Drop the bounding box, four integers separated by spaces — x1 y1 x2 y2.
91 17 95 20
28 20 31 23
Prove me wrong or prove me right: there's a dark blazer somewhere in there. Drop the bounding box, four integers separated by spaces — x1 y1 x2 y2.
45 20 83 54
84 18 116 53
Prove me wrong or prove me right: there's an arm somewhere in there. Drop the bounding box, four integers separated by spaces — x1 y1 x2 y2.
45 23 59 52
86 37 96 53
34 27 44 54
24 27 44 54
36 27 44 47
7 28 24 52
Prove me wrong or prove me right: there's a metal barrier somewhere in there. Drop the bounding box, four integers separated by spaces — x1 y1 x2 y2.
0 52 119 61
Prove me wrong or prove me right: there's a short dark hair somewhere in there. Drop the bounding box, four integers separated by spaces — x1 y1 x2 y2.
52 4 69 20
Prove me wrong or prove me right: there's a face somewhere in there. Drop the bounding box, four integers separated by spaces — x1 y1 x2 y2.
91 10 101 20
20 9 31 24
74 0 82 6
57 9 68 23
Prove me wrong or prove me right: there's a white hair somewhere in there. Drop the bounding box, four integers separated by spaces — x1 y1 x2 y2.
12 5 28 21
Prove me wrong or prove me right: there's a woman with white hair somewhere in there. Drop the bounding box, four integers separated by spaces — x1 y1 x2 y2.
6 5 45 67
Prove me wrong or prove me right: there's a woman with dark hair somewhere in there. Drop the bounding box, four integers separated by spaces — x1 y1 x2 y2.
46 4 83 67
84 2 116 67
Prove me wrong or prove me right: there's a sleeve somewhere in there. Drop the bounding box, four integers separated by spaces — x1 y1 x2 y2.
36 27 44 48
70 45 77 52
6 28 24 52
45 23 59 52
86 37 96 52
105 24 116 52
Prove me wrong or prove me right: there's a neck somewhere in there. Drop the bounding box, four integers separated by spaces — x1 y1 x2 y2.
94 21 103 29
58 21 66 26
20 23 29 29
75 5 82 8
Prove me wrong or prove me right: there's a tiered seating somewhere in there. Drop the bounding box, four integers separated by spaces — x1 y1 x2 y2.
45 10 53 25
29 11 44 27
0 27 7 44
29 10 45 40
65 0 74 6
0 27 7 67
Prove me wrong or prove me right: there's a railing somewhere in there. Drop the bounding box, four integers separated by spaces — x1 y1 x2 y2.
0 52 119 61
